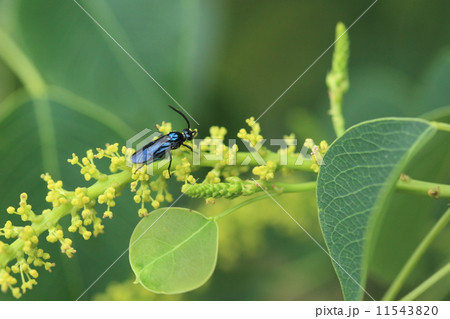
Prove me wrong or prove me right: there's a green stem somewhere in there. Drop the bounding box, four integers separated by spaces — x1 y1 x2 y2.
420 105 450 121
400 262 450 301
47 85 135 139
382 207 450 300
0 28 135 143
431 121 450 133
329 95 346 138
214 181 316 220
0 88 31 123
0 27 46 96
272 181 317 193
214 194 272 220
0 26 60 176
396 178 450 198
33 97 60 178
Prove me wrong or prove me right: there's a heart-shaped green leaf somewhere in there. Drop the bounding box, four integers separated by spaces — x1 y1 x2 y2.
317 118 436 300
129 207 218 294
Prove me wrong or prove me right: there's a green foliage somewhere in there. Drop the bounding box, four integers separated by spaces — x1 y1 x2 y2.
129 208 218 294
0 1 449 301
317 118 436 300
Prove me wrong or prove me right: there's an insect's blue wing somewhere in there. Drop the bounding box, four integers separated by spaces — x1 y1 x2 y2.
131 147 152 164
131 136 171 164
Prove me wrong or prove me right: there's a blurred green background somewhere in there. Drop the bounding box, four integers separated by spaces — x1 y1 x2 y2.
0 0 449 300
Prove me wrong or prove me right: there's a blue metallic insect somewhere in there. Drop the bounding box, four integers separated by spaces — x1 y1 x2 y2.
131 105 197 177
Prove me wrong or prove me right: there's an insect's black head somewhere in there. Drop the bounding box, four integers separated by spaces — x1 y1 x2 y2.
183 128 197 141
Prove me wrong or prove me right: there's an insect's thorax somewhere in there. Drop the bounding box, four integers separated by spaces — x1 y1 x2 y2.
167 131 185 148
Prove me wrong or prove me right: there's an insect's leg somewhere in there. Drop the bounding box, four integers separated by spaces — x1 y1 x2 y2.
134 164 144 173
167 152 173 178
181 143 193 151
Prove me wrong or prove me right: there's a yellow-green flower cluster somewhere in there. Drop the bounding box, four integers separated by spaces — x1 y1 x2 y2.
237 117 263 147
155 121 172 135
252 160 277 181
69 209 105 239
278 133 297 175
0 220 19 239
196 126 247 185
69 143 127 222
1 143 133 299
197 126 227 160
5 193 36 222
278 133 297 156
204 170 221 184
98 186 117 219
46 226 77 257
95 143 128 173
69 149 104 181
193 126 227 186
0 247 45 299
303 139 328 172
174 157 194 182
209 126 227 139
131 172 173 217
0 268 21 298
41 173 69 207
221 155 248 179
1 193 55 298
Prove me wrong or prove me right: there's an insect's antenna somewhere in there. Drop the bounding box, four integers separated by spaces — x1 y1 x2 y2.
168 105 191 129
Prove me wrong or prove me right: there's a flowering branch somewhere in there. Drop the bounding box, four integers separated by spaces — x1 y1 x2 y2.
0 115 326 298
